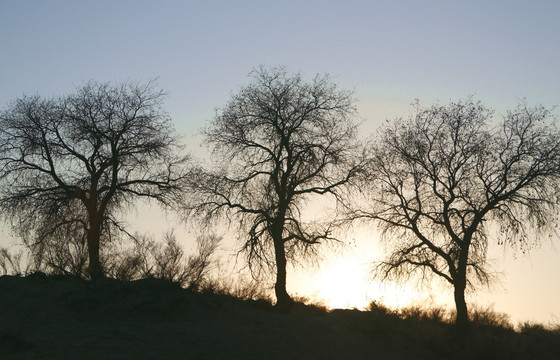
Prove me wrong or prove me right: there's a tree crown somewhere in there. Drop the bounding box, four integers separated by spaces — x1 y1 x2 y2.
0 80 189 250
360 99 560 287
192 66 364 271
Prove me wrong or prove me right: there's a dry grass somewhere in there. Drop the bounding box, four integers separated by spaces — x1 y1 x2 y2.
361 300 560 359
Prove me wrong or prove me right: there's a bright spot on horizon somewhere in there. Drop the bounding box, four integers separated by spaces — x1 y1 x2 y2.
314 258 371 309
312 256 427 311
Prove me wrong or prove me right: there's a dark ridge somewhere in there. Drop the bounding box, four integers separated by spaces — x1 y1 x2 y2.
1 274 558 360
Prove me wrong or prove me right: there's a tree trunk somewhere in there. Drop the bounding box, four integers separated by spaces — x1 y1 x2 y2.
453 241 471 334
453 280 469 333
86 215 104 280
273 237 293 312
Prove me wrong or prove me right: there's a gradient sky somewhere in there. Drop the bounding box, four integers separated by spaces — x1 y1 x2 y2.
1 0 559 324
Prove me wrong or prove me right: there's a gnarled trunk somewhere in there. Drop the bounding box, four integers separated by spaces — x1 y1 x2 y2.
454 283 469 332
86 231 103 279
273 237 293 312
453 240 471 333
453 263 469 334
86 209 104 280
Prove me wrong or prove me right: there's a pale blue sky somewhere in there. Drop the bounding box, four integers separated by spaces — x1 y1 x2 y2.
2 1 558 129
1 0 559 323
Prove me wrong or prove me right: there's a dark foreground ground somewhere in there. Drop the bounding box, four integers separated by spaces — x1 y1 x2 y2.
1 274 558 359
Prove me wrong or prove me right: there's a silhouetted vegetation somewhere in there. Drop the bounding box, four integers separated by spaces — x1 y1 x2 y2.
188 66 365 310
0 230 220 292
354 98 560 331
1 72 559 357
0 80 191 279
364 300 560 359
107 232 220 290
0 247 29 276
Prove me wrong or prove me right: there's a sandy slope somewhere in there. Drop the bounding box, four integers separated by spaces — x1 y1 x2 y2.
0 274 437 360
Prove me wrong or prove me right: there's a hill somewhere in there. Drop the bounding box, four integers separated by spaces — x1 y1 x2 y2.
0 274 558 359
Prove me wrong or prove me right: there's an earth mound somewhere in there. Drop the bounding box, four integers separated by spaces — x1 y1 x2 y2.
0 274 412 359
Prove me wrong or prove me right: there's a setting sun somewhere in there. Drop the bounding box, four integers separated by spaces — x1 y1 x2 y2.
315 258 371 310
310 255 427 311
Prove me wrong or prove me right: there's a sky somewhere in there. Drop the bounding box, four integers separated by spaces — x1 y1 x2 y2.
1 0 559 325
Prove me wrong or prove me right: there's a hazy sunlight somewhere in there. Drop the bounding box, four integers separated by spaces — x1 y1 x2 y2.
313 257 425 311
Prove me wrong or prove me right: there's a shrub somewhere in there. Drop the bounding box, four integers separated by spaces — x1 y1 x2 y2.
107 232 221 289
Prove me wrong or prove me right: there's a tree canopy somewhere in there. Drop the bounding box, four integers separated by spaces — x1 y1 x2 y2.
189 66 365 309
0 80 190 278
355 99 560 330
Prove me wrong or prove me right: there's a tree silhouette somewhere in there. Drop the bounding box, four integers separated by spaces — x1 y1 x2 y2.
356 99 560 331
189 66 363 310
0 80 190 279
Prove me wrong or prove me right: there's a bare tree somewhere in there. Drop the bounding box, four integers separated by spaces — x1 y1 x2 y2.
181 234 221 290
0 80 190 279
189 66 364 310
355 99 560 331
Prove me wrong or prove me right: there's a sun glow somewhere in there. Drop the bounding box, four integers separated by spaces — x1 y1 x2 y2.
311 256 428 311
